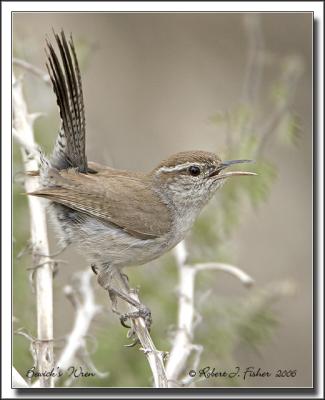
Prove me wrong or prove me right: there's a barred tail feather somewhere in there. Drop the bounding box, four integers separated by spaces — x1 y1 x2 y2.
45 30 87 172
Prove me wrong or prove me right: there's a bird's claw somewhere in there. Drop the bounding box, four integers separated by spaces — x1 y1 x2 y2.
124 337 140 348
119 305 152 330
119 305 152 347
120 314 131 329
119 316 139 347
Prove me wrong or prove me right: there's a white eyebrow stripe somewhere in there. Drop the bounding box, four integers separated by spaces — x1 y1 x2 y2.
159 162 204 173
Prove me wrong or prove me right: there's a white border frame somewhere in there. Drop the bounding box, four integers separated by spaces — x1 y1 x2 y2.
2 2 323 398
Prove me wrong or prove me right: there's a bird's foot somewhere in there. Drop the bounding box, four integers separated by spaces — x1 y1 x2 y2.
120 304 152 332
119 305 152 347
96 269 153 346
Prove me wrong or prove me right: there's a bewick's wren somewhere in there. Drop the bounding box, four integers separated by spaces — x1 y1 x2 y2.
29 31 256 328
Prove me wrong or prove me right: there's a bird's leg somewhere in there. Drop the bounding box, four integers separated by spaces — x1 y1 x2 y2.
97 268 152 332
109 287 152 331
91 264 120 317
107 288 120 317
115 269 152 332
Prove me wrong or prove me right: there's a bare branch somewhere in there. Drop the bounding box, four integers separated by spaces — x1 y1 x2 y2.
166 242 197 383
13 57 51 85
195 262 254 287
13 72 54 387
57 270 104 385
180 344 203 386
32 270 105 387
166 241 254 385
113 274 169 388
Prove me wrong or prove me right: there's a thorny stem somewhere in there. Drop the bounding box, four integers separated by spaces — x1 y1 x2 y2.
112 271 169 388
13 72 54 387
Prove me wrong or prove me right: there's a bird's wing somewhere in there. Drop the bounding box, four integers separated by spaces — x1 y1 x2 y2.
29 168 171 240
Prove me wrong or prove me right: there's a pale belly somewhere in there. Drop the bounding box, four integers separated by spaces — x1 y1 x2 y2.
49 203 183 269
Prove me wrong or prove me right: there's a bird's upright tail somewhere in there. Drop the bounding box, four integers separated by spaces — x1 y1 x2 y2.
45 30 88 173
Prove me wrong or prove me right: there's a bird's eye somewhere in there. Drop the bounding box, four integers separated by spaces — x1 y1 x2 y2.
188 165 201 176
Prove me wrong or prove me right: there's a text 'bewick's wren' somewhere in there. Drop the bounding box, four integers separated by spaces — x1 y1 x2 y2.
29 31 256 328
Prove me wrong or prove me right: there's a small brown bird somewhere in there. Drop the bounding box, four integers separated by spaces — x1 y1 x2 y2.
29 31 256 328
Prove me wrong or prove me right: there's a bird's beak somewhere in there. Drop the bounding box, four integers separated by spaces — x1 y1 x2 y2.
208 159 257 180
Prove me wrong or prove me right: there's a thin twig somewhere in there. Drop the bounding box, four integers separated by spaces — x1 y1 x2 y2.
195 262 254 287
13 57 51 85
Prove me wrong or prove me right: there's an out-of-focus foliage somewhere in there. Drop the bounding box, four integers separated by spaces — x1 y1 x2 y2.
183 50 302 386
188 51 303 264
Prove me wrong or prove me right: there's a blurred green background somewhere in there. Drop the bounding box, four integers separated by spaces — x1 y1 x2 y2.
13 13 312 387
